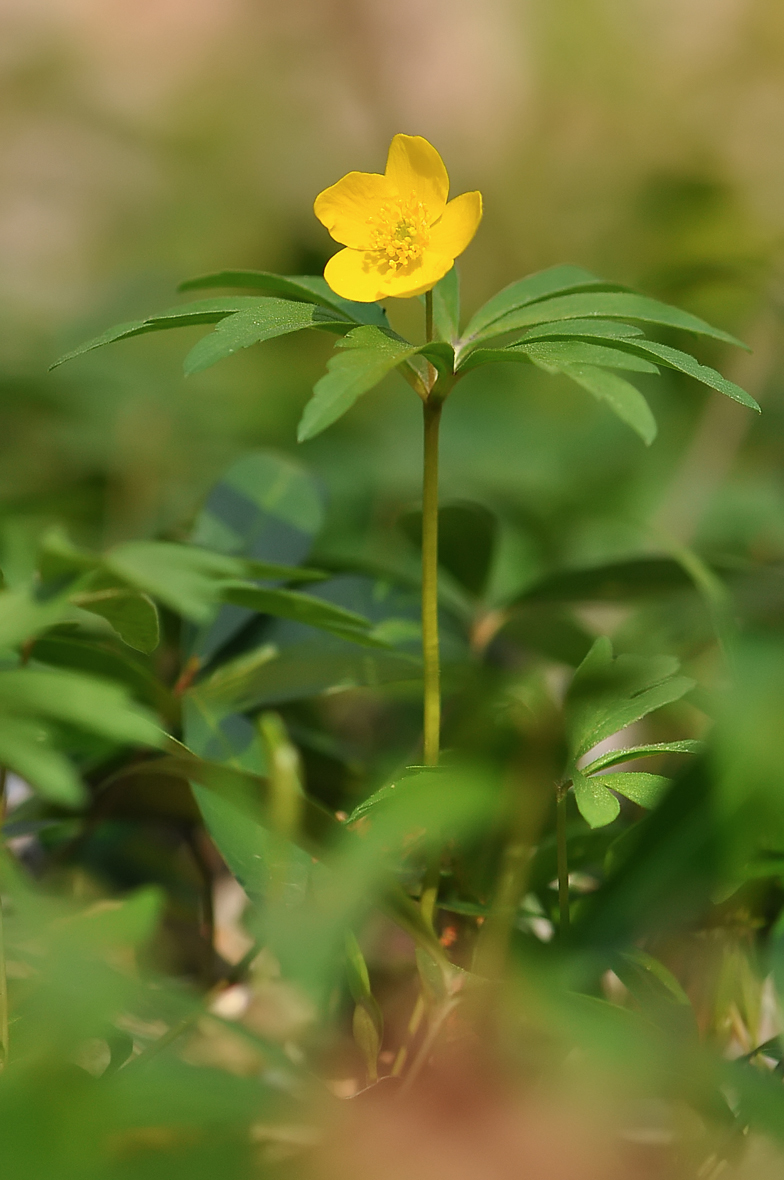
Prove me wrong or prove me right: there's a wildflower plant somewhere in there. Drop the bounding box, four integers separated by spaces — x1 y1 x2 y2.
4 133 784 1176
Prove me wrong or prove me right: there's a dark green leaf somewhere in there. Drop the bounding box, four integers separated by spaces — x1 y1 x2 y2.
589 771 670 808
177 269 389 326
464 290 748 349
582 740 704 774
461 265 624 343
73 589 160 653
617 339 760 411
518 340 659 374
183 299 348 376
49 297 264 368
514 318 646 342
297 326 420 442
219 582 385 646
557 364 658 445
513 556 706 605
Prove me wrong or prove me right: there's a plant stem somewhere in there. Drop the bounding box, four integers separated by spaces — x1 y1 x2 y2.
0 768 8 1069
556 783 570 936
421 397 442 769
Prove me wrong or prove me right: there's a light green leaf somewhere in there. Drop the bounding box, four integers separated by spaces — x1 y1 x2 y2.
0 667 162 748
73 589 160 653
177 269 389 326
104 541 245 623
183 299 348 376
582 740 703 774
572 768 621 828
461 265 623 343
0 716 85 806
465 290 748 349
297 326 420 442
431 266 460 342
219 582 386 646
589 772 670 808
557 364 658 445
0 587 73 649
49 297 264 368
618 339 760 412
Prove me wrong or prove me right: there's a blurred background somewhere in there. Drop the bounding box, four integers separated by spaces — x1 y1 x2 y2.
2 0 783 576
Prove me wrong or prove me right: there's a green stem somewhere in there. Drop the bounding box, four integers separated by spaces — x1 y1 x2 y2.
0 768 8 1069
556 784 570 936
421 397 442 768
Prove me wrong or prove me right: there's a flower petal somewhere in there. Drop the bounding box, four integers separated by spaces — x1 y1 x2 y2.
376 253 455 300
385 135 449 223
314 172 395 249
323 247 387 302
429 191 483 260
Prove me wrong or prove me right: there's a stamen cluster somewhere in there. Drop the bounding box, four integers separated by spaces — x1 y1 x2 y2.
367 194 431 273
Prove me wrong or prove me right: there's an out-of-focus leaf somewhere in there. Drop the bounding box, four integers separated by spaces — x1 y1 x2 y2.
398 501 497 598
461 264 624 343
177 268 389 326
566 637 694 760
0 716 84 805
515 556 701 604
588 771 670 808
582 740 703 774
572 768 621 828
431 266 460 342
31 633 173 716
297 326 421 442
183 298 348 375
104 541 244 623
464 289 748 348
555 364 657 445
218 582 384 646
72 589 160 653
0 586 73 649
49 297 264 368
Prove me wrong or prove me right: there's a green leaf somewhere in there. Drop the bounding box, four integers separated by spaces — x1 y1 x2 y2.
513 556 708 604
0 716 85 806
0 667 162 748
589 772 670 808
49 297 264 368
557 364 657 445
464 290 748 349
617 339 760 412
73 589 160 653
297 326 420 442
493 339 660 375
177 269 389 326
431 266 460 342
183 299 348 376
104 541 244 623
582 740 704 774
572 768 621 828
461 265 624 343
566 637 694 760
219 582 385 646
514 318 646 343
0 586 73 648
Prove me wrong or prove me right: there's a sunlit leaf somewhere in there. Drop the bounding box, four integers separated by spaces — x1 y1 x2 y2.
572 768 621 828
582 740 703 774
177 269 389 326
588 771 670 808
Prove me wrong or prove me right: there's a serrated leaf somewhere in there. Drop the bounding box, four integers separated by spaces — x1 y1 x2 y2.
177 269 389 326
566 637 694 760
558 364 657 445
582 740 704 774
617 339 760 412
572 768 621 828
431 266 460 342
461 265 624 343
49 297 264 368
297 326 420 442
73 589 160 653
589 772 670 808
183 299 348 376
464 289 748 349
219 582 385 646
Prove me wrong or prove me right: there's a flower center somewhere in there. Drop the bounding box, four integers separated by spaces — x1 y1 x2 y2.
367 194 431 272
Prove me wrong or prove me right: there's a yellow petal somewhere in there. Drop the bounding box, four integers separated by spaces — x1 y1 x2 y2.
314 172 395 249
384 135 449 223
376 253 455 300
429 191 483 260
323 247 387 302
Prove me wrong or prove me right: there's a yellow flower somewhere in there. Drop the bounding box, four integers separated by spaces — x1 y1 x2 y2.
314 134 482 302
